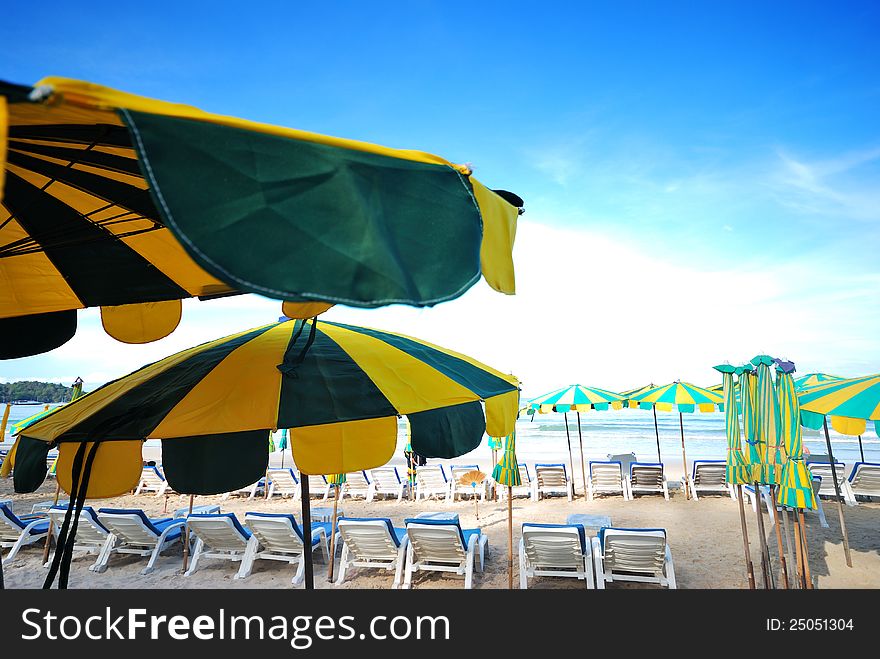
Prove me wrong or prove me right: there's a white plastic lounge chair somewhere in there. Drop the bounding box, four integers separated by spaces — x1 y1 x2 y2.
341 471 373 500
298 473 332 500
1 503 50 565
402 517 488 589
369 466 407 502
533 463 573 501
629 462 669 500
134 465 173 496
592 527 676 589
184 513 253 576
449 464 487 501
848 462 880 502
519 523 593 589
239 513 330 585
415 465 450 501
688 460 735 500
93 508 185 574
336 517 408 587
45 505 111 567
808 460 856 506
588 461 630 501
499 463 532 500
266 468 301 499
810 476 830 528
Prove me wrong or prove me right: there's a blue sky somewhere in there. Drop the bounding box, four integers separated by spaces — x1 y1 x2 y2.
3 1 880 396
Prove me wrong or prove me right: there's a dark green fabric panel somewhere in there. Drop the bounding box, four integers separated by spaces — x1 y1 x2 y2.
407 401 486 459
0 310 76 359
161 430 269 495
54 325 274 441
123 110 483 308
277 322 397 427
2 172 187 306
323 321 516 399
12 436 50 493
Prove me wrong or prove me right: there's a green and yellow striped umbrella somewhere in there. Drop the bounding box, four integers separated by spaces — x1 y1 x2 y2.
793 373 843 392
714 366 749 485
492 432 521 487
1 78 522 357
620 383 657 405
526 384 623 413
12 318 520 498
750 356 784 485
798 373 880 431
776 368 815 509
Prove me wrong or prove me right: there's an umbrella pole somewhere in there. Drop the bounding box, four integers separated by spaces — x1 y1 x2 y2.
300 477 314 589
507 486 513 590
327 485 340 580
791 509 805 588
797 510 814 589
652 406 661 462
678 413 690 500
563 413 575 497
822 418 852 568
753 482 773 589
735 485 756 589
41 482 62 565
858 435 865 463
768 486 790 589
781 506 798 588
576 412 588 499
181 494 194 573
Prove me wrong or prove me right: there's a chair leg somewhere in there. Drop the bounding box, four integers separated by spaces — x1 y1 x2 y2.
664 544 677 589
236 536 259 580
335 544 350 585
292 553 306 586
90 534 115 573
183 538 204 576
402 544 415 589
464 535 477 589
391 540 408 589
519 539 528 589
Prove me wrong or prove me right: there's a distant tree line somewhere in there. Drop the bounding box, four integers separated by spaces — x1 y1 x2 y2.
0 381 76 403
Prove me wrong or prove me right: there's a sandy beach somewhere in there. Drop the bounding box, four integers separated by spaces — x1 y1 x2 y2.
3 467 878 590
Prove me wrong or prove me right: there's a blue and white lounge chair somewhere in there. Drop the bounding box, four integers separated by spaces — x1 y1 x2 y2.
402 517 488 589
415 465 449 501
519 523 593 589
808 460 856 506
267 468 300 499
628 462 669 500
848 462 880 502
336 517 408 587
93 508 185 574
240 513 330 585
135 466 173 496
46 505 111 568
341 471 372 500
449 464 487 501
369 466 407 501
688 460 734 500
533 463 573 501
499 463 532 500
298 473 332 500
592 527 676 589
588 461 630 501
184 513 252 576
1 503 50 565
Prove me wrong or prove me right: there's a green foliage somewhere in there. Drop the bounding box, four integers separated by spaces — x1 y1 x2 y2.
0 381 77 403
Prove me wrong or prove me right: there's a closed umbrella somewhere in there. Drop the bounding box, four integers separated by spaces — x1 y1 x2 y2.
15 317 520 589
491 431 521 589
0 78 522 356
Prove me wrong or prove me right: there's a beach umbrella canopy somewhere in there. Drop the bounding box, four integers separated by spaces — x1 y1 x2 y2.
751 356 784 485
798 373 880 436
0 78 522 357
776 367 815 510
619 383 656 400
12 318 520 498
714 366 749 485
793 373 843 392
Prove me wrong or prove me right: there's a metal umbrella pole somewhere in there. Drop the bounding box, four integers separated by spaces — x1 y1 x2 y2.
858 435 865 462
822 418 852 567
181 494 195 572
652 406 662 462
300 476 314 589
575 412 588 500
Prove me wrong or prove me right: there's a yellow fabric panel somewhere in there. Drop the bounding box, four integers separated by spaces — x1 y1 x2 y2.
56 440 143 498
0 96 6 196
291 416 397 475
152 323 292 437
0 437 19 478
830 415 866 437
656 402 674 412
38 77 472 175
100 300 182 344
485 390 519 437
611 401 623 410
676 387 697 405
316 323 484 414
540 404 554 414
22 324 272 442
698 403 716 413
282 301 334 319
471 178 517 295
9 93 123 128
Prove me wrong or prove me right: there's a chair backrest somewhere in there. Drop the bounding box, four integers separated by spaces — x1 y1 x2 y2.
337 518 401 560
0 503 27 539
244 513 305 555
370 467 402 490
517 463 531 484
404 518 467 562
306 474 328 492
630 463 664 488
590 461 623 487
416 465 447 488
268 468 299 492
848 462 880 490
521 523 587 568
187 513 250 550
808 462 848 491
599 528 667 574
97 509 163 544
345 471 371 490
535 464 567 488
48 506 108 544
450 465 479 483
139 466 167 490
692 461 726 485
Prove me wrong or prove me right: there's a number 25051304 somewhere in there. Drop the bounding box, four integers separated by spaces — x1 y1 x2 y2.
767 619 853 631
